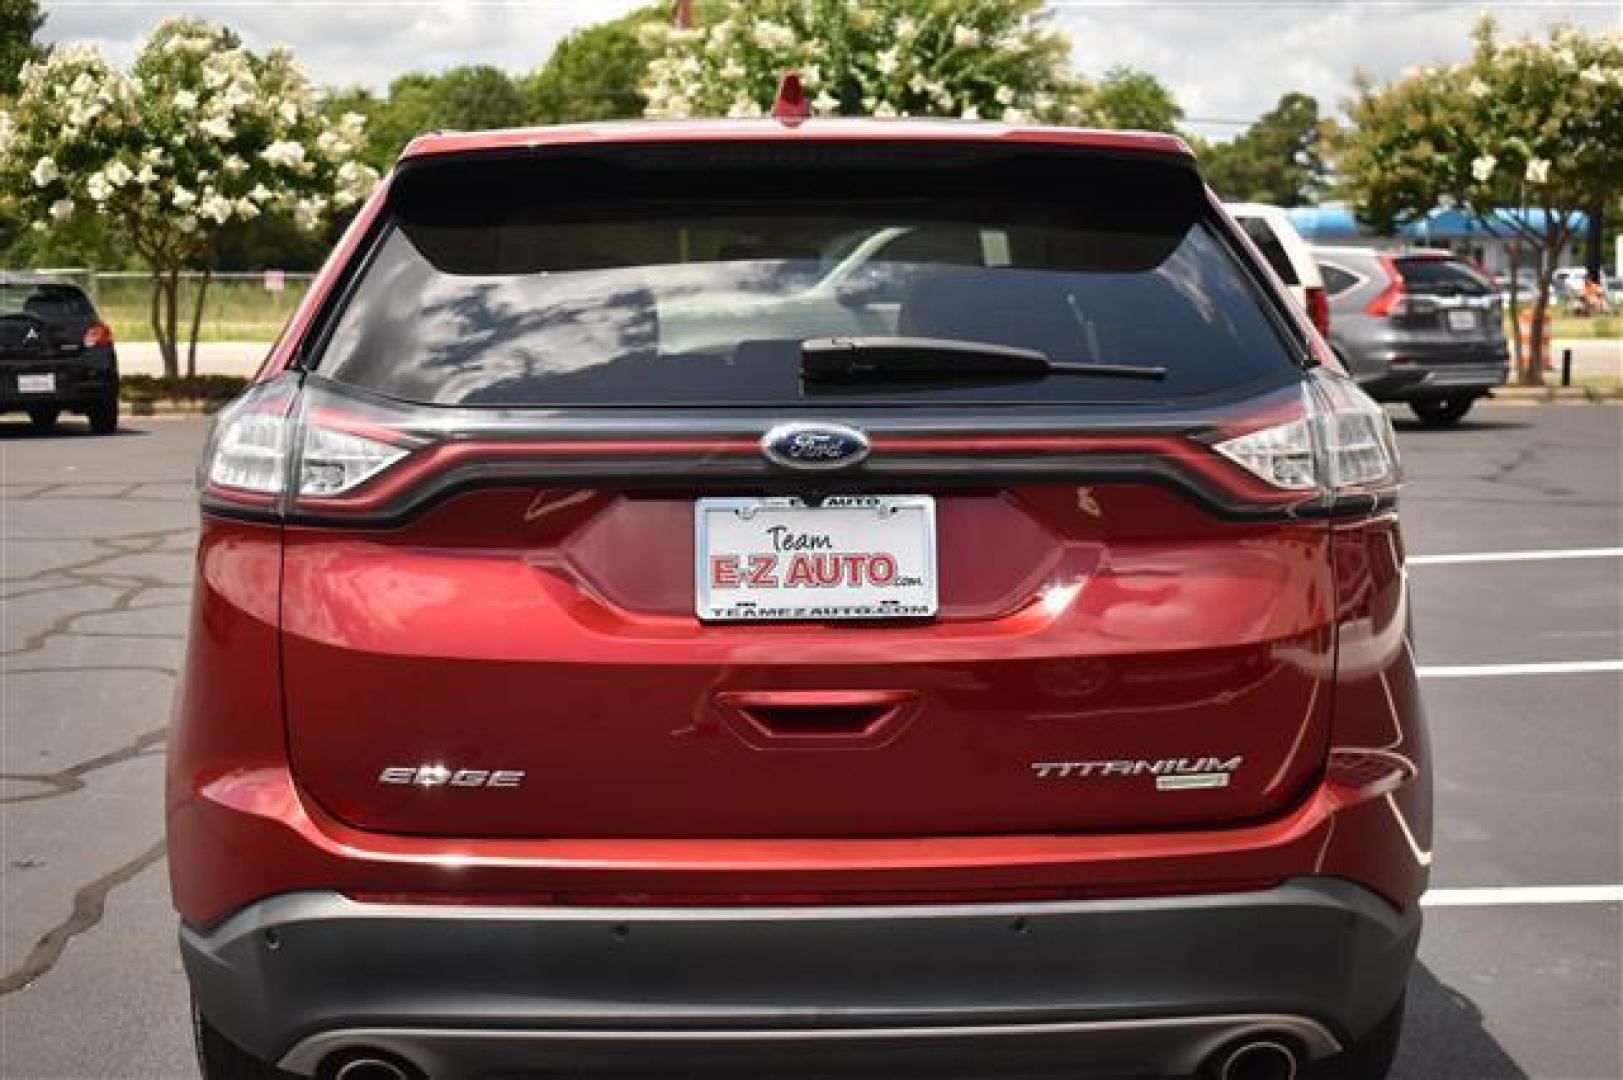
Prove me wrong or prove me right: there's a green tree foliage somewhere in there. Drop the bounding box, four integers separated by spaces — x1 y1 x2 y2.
0 0 44 97
0 20 378 375
2 205 127 268
350 75 430 167
641 0 1086 122
359 65 528 167
435 64 529 129
1201 92 1325 206
525 4 670 123
1086 66 1183 133
1336 17 1623 384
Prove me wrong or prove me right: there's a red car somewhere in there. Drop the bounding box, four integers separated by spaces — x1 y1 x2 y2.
170 118 1428 1080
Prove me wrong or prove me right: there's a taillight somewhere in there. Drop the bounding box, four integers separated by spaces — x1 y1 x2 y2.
1214 375 1400 497
1364 255 1407 318
297 424 411 496
1305 285 1330 336
200 377 411 511
83 322 114 348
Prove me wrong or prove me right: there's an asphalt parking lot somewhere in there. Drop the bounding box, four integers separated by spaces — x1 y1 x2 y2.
1 404 1619 1079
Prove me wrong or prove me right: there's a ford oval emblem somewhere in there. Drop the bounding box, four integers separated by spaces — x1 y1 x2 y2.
760 422 871 471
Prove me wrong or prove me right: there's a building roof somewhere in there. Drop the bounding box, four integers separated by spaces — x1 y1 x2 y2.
399 118 1193 162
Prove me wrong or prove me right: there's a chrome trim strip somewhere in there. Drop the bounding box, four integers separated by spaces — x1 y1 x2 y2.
279 1013 1343 1076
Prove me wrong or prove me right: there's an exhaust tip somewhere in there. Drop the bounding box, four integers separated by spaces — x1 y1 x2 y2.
1213 1038 1299 1080
328 1052 418 1080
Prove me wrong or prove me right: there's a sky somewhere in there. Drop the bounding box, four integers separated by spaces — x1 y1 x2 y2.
38 0 1623 139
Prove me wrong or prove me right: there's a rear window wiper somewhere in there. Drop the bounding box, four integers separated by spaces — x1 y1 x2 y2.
801 337 1167 383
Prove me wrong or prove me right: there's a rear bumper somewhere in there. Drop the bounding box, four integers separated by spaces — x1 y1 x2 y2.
183 878 1418 1078
0 353 118 409
1356 359 1509 401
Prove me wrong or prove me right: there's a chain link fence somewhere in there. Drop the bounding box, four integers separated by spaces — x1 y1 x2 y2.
30 268 316 342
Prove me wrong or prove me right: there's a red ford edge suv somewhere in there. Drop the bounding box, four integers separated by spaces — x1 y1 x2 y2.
170 120 1429 1080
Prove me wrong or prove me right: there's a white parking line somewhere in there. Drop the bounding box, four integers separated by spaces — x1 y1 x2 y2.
1410 547 1623 566
1418 660 1623 678
1424 885 1623 908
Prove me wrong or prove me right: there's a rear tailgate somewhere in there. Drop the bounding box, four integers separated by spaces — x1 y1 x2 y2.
1391 255 1505 359
281 460 1332 838
273 139 1334 840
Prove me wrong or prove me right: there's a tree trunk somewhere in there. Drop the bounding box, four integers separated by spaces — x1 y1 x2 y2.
164 268 181 383
1506 242 1523 374
1521 238 1559 388
147 268 175 379
186 261 213 380
1585 203 1604 283
1524 287 1549 387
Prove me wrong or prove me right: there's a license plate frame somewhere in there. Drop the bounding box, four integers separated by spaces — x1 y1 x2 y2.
16 372 56 394
695 495 938 622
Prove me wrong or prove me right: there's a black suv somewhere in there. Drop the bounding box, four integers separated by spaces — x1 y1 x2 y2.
1 276 119 434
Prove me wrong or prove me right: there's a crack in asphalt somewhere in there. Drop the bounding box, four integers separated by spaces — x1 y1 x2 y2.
2 481 192 504
1 726 169 805
0 528 193 666
0 526 193 587
1472 439 1583 499
1 508 192 992
0 439 202 1013
0 839 169 996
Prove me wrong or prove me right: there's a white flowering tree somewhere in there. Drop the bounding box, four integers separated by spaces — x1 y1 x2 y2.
1338 17 1623 384
640 0 1084 124
0 18 378 377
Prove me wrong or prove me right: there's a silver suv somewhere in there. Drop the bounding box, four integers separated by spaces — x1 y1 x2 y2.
1315 246 1509 426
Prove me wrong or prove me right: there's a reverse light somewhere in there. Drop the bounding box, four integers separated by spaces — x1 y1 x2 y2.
299 424 409 496
1212 416 1317 491
1214 378 1400 496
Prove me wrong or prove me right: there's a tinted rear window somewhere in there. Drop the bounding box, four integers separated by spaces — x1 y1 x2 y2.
317 146 1298 407
1235 217 1300 286
1395 257 1491 297
0 283 94 321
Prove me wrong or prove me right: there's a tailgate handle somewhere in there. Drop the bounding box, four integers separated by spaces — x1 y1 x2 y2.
716 690 919 749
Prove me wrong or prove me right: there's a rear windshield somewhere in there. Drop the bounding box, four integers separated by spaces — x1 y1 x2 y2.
0 283 94 321
317 147 1299 407
1395 257 1491 297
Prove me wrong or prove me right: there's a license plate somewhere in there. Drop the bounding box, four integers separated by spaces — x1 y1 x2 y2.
17 372 55 393
1446 309 1477 332
695 495 937 622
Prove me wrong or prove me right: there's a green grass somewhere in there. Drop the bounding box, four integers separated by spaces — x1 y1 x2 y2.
1550 315 1621 339
1504 313 1622 340
94 277 309 343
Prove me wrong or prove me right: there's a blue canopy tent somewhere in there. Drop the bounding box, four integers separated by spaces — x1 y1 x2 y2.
1284 203 1590 275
